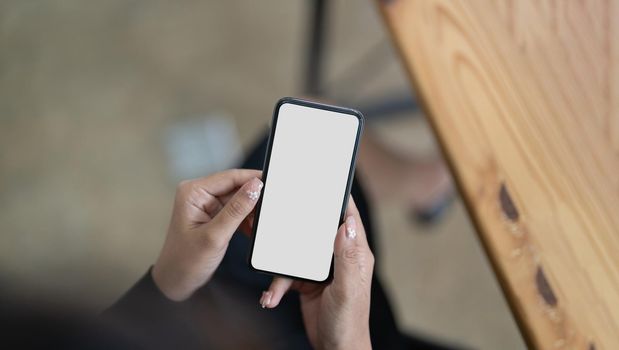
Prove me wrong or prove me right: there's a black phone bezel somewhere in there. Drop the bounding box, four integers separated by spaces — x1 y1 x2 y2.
247 97 365 283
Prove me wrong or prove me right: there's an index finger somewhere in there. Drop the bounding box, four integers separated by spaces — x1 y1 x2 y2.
195 169 262 196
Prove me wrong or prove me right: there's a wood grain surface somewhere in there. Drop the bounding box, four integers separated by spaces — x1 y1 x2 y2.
378 0 619 348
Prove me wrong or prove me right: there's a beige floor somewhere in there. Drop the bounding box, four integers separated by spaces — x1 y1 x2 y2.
0 1 525 349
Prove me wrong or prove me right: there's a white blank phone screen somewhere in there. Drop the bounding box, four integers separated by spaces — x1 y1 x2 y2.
251 102 360 281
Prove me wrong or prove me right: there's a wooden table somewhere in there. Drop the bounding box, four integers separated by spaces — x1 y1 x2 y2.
378 1 619 348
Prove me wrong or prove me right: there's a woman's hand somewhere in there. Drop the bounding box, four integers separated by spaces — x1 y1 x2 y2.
152 169 263 301
260 198 374 350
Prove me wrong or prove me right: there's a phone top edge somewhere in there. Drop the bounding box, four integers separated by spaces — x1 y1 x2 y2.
276 97 365 126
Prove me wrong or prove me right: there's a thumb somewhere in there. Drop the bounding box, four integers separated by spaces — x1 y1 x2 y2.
207 177 263 240
332 211 373 298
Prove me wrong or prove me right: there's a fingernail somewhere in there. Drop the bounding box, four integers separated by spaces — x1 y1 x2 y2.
345 215 357 239
247 178 263 201
260 291 272 308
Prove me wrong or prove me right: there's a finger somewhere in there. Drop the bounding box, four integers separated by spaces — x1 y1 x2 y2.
260 277 294 309
202 197 224 217
207 177 263 241
176 181 223 223
194 169 262 197
332 208 374 296
219 192 234 206
344 197 368 246
176 169 260 221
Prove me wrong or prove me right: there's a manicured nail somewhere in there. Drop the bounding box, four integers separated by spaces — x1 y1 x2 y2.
247 178 263 201
260 291 272 308
345 215 357 239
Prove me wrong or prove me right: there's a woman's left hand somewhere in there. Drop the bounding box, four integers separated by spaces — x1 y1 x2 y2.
152 169 263 301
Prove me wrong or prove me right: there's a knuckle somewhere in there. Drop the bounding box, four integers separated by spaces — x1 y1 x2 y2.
175 180 193 201
365 252 375 279
226 168 241 179
202 232 227 251
177 180 200 195
368 251 375 266
176 180 191 193
226 198 247 219
343 247 363 263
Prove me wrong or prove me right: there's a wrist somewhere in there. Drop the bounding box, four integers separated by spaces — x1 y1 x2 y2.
152 262 189 302
328 330 371 350
345 333 371 350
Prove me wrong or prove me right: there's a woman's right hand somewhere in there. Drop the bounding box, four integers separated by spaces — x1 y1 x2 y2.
260 198 374 350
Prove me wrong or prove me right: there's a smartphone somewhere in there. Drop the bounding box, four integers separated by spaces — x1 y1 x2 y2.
248 97 364 282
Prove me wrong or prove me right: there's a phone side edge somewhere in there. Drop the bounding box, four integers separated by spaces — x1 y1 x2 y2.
246 99 286 273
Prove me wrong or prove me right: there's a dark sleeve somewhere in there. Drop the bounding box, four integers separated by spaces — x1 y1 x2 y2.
101 268 209 350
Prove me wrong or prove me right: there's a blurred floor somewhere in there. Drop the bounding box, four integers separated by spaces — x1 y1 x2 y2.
0 1 525 349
